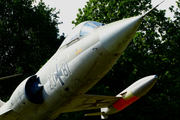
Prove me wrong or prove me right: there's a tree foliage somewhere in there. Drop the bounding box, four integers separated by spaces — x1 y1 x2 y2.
61 0 180 119
0 0 63 100
72 0 152 25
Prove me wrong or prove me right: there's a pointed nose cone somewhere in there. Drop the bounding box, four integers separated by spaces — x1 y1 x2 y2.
99 15 144 53
131 75 158 97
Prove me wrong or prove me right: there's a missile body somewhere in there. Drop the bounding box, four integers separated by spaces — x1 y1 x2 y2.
100 75 158 119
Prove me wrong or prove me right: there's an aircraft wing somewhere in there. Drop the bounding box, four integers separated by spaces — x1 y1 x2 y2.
61 94 121 113
0 109 13 119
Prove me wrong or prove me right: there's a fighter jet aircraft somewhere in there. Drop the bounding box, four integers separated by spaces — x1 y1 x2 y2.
0 2 163 120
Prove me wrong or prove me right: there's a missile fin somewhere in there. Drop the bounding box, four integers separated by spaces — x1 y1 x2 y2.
85 112 108 119
85 112 104 116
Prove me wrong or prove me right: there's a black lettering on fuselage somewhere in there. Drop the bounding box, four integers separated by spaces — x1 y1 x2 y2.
48 60 71 90
55 64 65 86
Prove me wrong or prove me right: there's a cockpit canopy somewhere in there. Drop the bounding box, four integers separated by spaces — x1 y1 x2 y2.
60 21 104 47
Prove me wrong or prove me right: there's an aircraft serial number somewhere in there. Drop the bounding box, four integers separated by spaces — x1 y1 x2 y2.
48 60 71 90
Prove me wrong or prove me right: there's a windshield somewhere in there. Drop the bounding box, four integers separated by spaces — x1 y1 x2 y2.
80 23 96 37
60 21 104 47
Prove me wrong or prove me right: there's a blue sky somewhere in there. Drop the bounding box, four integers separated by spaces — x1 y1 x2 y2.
35 0 178 36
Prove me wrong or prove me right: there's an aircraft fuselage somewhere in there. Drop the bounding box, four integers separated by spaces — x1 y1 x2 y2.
34 26 121 119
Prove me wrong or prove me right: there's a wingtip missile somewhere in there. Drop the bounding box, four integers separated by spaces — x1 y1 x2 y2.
85 75 158 119
131 75 158 97
113 75 158 111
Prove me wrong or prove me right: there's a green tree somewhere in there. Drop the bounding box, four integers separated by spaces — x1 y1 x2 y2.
59 0 180 119
0 0 63 100
72 0 152 25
